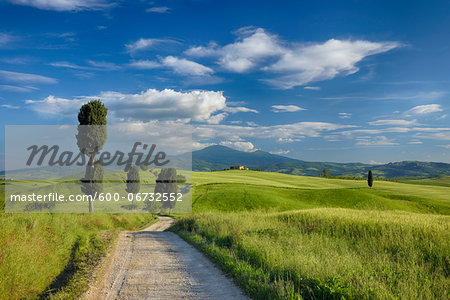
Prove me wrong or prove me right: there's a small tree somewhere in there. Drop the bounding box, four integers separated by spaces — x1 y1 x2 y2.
155 168 178 214
76 100 108 166
126 166 141 210
81 160 104 209
176 174 186 183
76 100 108 213
323 169 329 178
368 170 373 188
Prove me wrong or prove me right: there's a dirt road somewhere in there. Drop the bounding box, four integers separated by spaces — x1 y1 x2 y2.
85 216 248 300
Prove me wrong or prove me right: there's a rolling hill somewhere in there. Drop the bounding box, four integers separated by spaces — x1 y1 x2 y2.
192 145 450 179
174 170 449 299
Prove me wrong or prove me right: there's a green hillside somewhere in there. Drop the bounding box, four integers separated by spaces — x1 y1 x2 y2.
173 170 450 299
403 175 450 187
192 170 450 214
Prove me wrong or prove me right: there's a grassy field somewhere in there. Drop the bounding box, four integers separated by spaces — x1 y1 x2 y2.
171 170 450 299
1 170 449 299
402 175 450 187
192 170 450 214
3 169 192 213
0 181 157 299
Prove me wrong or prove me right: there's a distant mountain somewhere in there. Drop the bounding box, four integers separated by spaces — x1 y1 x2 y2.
192 145 297 171
193 145 450 179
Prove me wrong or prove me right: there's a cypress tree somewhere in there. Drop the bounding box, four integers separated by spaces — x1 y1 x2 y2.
126 165 141 210
77 100 108 212
155 168 178 214
368 170 373 188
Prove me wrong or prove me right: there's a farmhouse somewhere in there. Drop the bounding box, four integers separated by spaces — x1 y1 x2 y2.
230 165 249 170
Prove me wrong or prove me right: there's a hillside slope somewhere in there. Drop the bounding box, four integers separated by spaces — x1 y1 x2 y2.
192 170 450 214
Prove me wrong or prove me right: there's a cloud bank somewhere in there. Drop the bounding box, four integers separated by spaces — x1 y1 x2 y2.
186 27 400 88
7 0 113 11
26 89 227 123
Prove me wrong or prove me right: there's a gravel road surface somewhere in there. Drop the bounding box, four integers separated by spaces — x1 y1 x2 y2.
85 216 248 300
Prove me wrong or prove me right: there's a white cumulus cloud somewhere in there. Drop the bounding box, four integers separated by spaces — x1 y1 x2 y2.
272 105 306 112
126 38 178 53
146 6 170 13
270 149 290 155
128 60 161 69
186 27 284 73
0 104 20 109
128 56 214 77
404 104 443 116
0 70 57 84
195 122 355 143
220 141 255 152
265 39 400 89
0 84 37 92
356 136 398 146
186 27 400 88
0 33 14 48
26 89 227 123
304 86 321 90
161 56 214 76
192 142 215 150
338 112 352 119
207 113 228 124
222 106 259 113
368 119 418 126
7 0 114 11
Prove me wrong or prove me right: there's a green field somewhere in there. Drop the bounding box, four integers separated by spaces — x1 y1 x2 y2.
192 170 450 214
1 170 449 299
402 175 450 187
3 169 192 213
172 170 450 299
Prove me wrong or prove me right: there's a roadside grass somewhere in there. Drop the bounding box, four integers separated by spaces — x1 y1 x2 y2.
0 212 156 299
172 209 449 299
0 181 156 299
40 229 116 299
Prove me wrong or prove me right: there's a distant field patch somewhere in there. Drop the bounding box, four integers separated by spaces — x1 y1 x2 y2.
192 171 450 214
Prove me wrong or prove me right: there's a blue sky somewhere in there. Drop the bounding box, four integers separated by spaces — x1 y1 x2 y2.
0 0 449 169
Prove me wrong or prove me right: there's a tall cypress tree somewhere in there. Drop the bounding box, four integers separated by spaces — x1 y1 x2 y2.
368 170 373 188
126 165 141 210
155 168 178 214
76 100 108 213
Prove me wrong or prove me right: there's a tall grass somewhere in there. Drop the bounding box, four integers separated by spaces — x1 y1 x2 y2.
0 193 155 300
173 209 449 299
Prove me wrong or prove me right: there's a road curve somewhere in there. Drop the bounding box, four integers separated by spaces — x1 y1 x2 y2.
84 216 248 300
